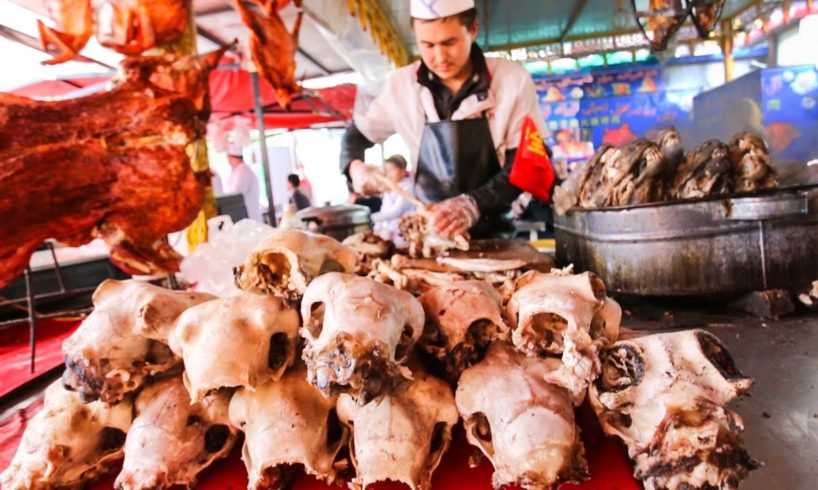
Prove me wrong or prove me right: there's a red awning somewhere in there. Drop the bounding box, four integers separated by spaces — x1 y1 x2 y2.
9 77 109 99
8 65 354 130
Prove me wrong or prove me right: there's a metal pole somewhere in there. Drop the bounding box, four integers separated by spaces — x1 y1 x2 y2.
251 71 276 225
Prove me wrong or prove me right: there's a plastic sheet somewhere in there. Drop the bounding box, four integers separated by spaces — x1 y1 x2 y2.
179 218 275 296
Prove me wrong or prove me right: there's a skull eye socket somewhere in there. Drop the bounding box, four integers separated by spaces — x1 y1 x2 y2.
326 408 343 449
696 330 743 379
204 424 230 453
529 313 568 354
394 325 415 362
268 332 291 371
98 427 126 453
307 302 325 338
598 344 644 393
589 273 606 300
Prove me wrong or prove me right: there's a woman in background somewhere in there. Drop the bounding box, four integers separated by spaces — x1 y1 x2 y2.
371 155 414 244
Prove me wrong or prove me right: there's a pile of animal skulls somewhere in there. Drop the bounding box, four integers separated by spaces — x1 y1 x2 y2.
2 229 759 490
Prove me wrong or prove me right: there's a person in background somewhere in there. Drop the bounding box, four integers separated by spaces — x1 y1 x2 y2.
287 173 312 211
339 0 550 239
210 169 224 197
371 155 415 243
225 143 261 222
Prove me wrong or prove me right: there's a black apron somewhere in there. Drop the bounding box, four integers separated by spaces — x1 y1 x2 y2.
414 117 515 238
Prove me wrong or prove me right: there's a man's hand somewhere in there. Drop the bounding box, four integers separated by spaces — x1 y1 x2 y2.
349 159 386 195
431 194 480 237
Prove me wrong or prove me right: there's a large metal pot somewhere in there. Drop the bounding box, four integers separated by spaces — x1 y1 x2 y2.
296 204 371 241
554 184 818 296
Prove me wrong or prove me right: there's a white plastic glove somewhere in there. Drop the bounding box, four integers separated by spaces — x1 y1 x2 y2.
431 194 480 238
348 159 386 196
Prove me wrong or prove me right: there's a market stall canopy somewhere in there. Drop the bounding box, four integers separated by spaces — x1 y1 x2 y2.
383 0 759 52
7 64 356 129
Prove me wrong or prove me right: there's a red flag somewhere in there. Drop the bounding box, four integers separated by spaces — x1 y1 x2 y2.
509 116 555 202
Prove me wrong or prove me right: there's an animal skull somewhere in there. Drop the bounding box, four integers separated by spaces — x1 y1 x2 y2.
61 279 214 404
418 280 509 381
234 229 358 299
168 291 300 402
507 268 621 402
1 381 133 489
228 364 348 489
455 343 588 489
337 365 459 490
300 272 424 404
114 375 237 489
589 329 759 490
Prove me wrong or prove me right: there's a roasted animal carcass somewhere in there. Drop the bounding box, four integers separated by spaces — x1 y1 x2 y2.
652 125 684 178
506 269 622 401
61 279 214 404
398 212 469 259
642 0 688 51
232 0 303 108
300 273 424 404
37 0 93 64
689 0 726 38
456 343 588 490
418 280 509 382
0 381 133 489
235 229 358 299
228 364 348 489
576 140 667 208
342 231 394 275
96 0 188 55
0 51 226 288
337 365 459 490
670 139 733 199
114 376 237 489
118 45 230 120
590 329 759 490
168 291 300 402
729 131 777 193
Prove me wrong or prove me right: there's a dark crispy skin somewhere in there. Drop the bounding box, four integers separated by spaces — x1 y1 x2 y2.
232 0 302 108
0 51 228 288
96 0 188 55
304 334 409 405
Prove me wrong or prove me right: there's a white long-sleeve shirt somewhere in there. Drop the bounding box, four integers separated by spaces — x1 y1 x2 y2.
371 176 415 243
226 162 261 222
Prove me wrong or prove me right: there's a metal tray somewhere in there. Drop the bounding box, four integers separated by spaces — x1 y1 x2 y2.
554 184 818 296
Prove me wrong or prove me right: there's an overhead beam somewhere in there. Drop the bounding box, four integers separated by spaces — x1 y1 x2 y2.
0 25 114 69
196 23 236 49
559 0 590 42
195 4 235 17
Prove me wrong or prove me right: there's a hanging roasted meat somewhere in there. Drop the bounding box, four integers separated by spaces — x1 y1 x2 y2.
688 0 726 39
729 131 777 193
96 0 189 55
633 0 689 51
232 0 303 108
0 51 225 288
37 0 93 64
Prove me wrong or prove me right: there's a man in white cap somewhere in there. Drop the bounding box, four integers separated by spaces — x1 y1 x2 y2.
339 0 550 238
225 143 262 222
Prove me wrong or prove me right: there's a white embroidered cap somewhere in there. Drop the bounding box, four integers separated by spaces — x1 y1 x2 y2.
226 142 244 158
410 0 474 20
